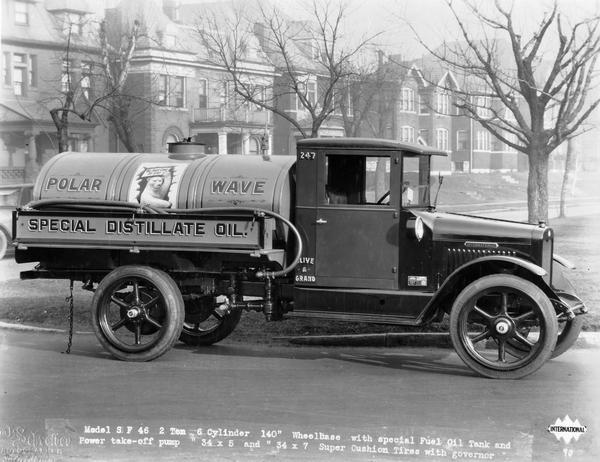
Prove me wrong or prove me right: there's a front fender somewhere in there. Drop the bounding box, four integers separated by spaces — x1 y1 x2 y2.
552 256 587 316
418 255 547 323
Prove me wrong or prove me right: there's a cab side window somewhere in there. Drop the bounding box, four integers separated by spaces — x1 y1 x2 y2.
402 154 430 207
324 155 390 205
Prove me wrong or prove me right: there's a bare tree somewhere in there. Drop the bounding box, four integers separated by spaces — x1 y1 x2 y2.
48 18 140 153
196 0 380 138
414 0 600 223
337 52 399 138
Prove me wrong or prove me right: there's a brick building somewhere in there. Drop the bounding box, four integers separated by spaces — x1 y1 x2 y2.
0 0 109 184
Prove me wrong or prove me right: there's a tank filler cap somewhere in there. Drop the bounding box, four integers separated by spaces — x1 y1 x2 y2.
168 139 207 160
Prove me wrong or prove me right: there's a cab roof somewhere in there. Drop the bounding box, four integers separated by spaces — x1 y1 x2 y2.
297 137 448 156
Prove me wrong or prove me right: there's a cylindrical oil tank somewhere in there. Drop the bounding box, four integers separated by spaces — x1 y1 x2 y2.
33 151 296 220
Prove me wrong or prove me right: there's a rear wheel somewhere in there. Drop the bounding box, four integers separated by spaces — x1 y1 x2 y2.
179 295 242 346
92 265 184 361
450 274 558 379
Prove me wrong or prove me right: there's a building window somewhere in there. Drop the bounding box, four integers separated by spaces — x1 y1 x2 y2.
13 68 25 95
158 75 167 105
81 62 92 99
61 60 71 93
311 39 321 60
28 55 37 87
436 128 449 151
400 88 415 112
400 126 414 143
158 75 185 107
12 53 26 96
251 85 265 111
198 79 207 108
3 53 10 85
456 130 468 150
418 129 429 145
307 81 317 106
346 92 354 117
171 76 184 107
419 94 429 114
15 1 29 25
436 91 450 115
476 96 491 118
475 130 491 151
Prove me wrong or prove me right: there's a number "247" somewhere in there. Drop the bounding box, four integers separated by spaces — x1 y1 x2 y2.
299 151 316 160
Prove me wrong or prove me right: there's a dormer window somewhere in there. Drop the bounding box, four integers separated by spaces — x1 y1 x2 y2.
311 39 321 60
15 1 29 25
63 12 84 36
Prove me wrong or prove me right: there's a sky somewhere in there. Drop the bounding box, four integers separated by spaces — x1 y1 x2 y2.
230 0 600 59
97 0 600 61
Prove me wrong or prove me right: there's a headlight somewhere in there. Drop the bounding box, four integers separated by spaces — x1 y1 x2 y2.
414 216 424 241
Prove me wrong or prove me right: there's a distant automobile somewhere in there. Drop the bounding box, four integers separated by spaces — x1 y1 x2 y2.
0 183 34 259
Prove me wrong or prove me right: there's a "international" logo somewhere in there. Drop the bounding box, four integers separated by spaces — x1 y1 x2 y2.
547 416 587 444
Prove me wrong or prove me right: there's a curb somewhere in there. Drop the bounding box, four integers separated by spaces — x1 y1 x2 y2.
1 321 600 349
0 321 93 335
273 331 600 349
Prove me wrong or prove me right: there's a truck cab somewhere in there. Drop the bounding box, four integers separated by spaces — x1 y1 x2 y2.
292 138 444 323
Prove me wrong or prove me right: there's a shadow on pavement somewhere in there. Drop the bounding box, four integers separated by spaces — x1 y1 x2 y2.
177 343 475 378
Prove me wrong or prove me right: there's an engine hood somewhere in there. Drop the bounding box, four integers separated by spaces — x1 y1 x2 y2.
411 210 550 244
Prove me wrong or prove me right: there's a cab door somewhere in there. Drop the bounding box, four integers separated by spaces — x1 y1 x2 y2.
313 151 400 290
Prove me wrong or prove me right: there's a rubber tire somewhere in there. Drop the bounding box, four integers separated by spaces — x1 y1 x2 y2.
0 229 8 260
179 299 242 346
450 274 558 379
92 265 184 361
551 315 584 359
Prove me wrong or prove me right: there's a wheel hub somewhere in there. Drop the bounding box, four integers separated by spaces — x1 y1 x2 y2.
493 317 513 335
126 307 142 319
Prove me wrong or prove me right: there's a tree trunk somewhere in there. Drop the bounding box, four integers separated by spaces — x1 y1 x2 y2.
559 138 576 218
50 109 70 153
526 148 550 224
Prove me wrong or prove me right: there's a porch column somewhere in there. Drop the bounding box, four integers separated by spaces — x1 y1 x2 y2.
242 132 250 155
24 131 40 182
218 131 227 155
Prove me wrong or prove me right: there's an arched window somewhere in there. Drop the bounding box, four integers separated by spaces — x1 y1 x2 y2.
162 127 184 152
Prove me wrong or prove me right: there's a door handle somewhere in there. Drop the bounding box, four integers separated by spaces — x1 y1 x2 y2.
316 218 328 224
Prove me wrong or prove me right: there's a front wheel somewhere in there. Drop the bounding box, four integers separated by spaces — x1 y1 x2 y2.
449 274 558 379
92 265 184 361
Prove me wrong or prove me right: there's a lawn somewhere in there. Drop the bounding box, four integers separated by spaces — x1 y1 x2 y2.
1 213 598 344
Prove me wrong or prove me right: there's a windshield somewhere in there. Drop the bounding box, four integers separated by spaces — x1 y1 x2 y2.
402 155 430 207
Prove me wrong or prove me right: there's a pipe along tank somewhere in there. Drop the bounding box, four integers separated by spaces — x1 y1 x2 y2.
15 143 301 361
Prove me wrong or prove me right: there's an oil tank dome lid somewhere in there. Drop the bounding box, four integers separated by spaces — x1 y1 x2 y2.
168 139 207 160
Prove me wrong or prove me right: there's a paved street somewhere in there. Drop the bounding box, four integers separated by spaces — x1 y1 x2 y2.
0 328 598 462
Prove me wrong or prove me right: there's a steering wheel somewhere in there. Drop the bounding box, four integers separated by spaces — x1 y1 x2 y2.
376 190 390 204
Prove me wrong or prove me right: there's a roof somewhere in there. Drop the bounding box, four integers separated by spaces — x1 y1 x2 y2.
297 138 448 156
